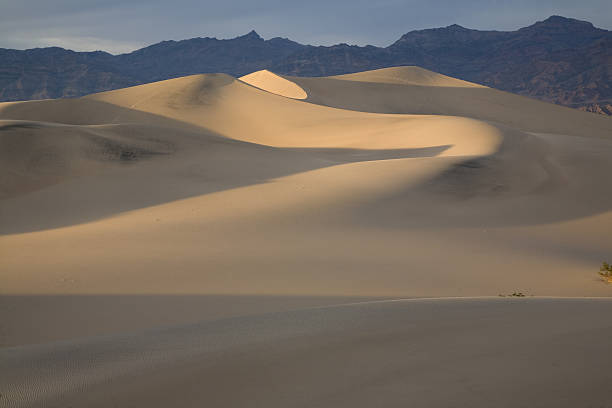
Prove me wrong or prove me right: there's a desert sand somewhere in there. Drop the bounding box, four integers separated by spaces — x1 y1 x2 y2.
4 298 612 408
1 67 611 406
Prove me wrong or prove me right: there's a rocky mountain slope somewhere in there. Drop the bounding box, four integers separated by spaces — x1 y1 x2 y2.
0 16 610 114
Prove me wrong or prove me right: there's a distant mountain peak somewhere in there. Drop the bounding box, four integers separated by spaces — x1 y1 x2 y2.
237 30 263 41
522 15 598 32
446 24 468 30
542 15 588 24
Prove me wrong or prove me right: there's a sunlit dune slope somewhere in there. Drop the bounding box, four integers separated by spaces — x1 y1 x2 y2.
239 69 308 99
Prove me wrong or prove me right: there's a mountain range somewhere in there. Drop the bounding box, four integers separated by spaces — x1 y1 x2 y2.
0 15 610 115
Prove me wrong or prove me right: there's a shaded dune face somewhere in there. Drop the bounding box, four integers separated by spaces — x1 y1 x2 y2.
0 121 176 199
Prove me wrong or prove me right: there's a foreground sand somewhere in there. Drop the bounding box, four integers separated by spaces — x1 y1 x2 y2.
3 298 612 408
0 67 611 405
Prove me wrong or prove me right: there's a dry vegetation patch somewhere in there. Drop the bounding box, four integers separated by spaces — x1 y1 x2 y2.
600 262 612 284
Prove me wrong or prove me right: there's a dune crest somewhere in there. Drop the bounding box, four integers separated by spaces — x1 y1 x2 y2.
332 66 486 88
239 70 308 99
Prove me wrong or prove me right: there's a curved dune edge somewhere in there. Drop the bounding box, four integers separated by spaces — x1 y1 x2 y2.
331 66 487 88
239 69 308 99
81 73 500 154
2 297 612 408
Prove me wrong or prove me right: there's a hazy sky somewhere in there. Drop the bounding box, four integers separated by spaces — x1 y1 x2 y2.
1 0 610 54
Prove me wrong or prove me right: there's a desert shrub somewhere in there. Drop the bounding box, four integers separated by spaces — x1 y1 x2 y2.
600 262 612 283
498 292 527 297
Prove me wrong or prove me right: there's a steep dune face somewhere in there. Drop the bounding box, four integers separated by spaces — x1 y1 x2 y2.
1 67 612 348
239 69 308 99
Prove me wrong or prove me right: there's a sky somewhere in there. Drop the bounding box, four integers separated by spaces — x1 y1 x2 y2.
1 0 611 54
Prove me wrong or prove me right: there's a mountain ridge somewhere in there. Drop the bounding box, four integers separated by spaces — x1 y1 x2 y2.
0 16 610 114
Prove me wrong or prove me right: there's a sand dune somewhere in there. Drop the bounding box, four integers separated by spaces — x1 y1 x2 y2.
1 67 611 297
0 73 507 234
1 66 611 406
